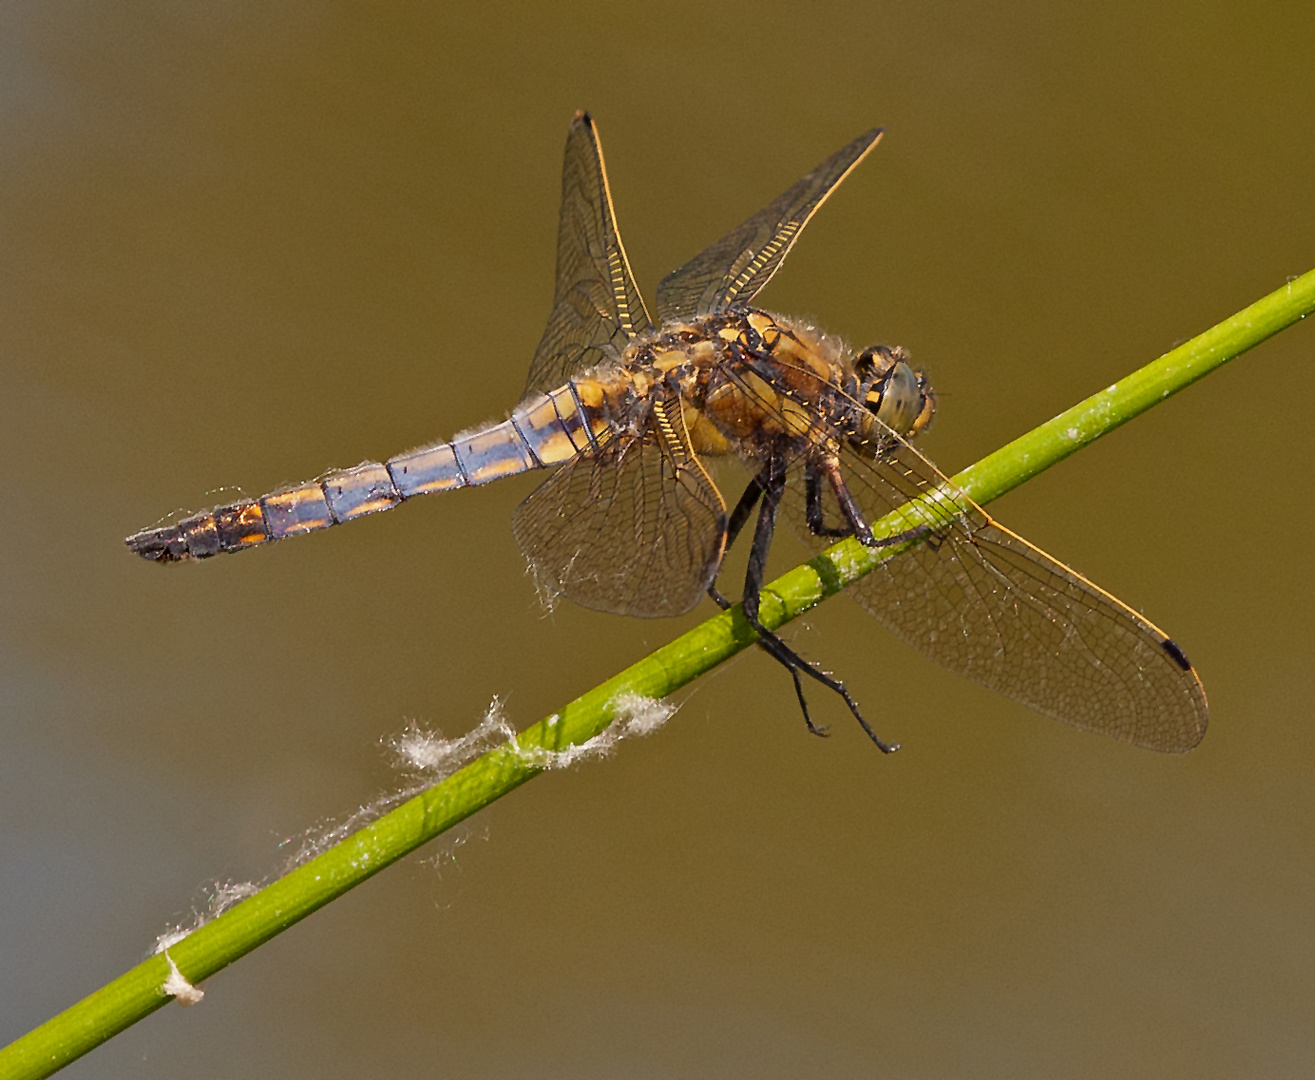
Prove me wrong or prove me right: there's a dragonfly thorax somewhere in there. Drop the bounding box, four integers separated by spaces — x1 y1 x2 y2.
619 308 935 468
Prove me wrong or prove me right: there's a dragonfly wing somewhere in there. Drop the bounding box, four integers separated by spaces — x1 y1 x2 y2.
655 128 883 322
784 433 1208 752
524 112 653 397
511 392 727 618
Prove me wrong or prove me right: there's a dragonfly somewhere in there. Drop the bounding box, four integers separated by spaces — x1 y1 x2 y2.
127 112 1208 753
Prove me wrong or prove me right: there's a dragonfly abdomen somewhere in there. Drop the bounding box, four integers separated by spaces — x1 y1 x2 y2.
125 383 605 563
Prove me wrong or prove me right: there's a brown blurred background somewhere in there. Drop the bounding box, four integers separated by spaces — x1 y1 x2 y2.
2 3 1312 1077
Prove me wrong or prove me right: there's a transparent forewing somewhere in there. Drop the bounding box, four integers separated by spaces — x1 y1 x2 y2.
786 434 1209 752
655 129 883 322
524 112 653 397
510 394 727 618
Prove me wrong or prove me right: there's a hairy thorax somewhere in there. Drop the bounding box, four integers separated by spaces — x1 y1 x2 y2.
606 309 861 462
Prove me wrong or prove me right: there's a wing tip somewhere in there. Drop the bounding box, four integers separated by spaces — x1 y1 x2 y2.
853 126 884 160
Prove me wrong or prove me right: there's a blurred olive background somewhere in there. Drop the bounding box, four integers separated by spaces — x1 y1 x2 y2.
2 3 1313 1077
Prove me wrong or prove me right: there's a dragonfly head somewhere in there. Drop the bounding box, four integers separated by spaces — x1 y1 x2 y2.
855 345 936 438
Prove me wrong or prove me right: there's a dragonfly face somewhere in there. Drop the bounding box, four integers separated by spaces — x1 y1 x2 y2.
855 345 936 441
127 112 1208 753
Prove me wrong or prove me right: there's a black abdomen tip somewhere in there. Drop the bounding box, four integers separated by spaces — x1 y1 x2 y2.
125 527 189 563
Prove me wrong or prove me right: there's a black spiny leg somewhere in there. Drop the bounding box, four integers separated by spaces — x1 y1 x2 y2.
708 469 825 735
707 466 766 612
805 464 854 538
739 460 899 753
725 468 767 550
814 458 932 551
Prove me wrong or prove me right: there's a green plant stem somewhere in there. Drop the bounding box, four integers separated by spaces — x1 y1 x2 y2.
3 268 1312 1080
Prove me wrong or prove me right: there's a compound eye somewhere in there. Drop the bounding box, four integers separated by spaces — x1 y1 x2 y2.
867 361 923 434
856 345 896 382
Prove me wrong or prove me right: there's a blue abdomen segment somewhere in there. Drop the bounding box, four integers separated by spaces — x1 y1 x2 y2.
125 386 601 562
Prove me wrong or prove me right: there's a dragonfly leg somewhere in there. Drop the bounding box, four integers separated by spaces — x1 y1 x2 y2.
707 468 768 601
741 460 898 753
708 586 732 611
707 583 829 737
784 664 831 737
805 464 854 537
725 469 768 550
818 458 933 549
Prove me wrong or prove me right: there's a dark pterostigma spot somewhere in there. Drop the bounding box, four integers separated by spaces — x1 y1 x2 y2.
1161 637 1193 672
